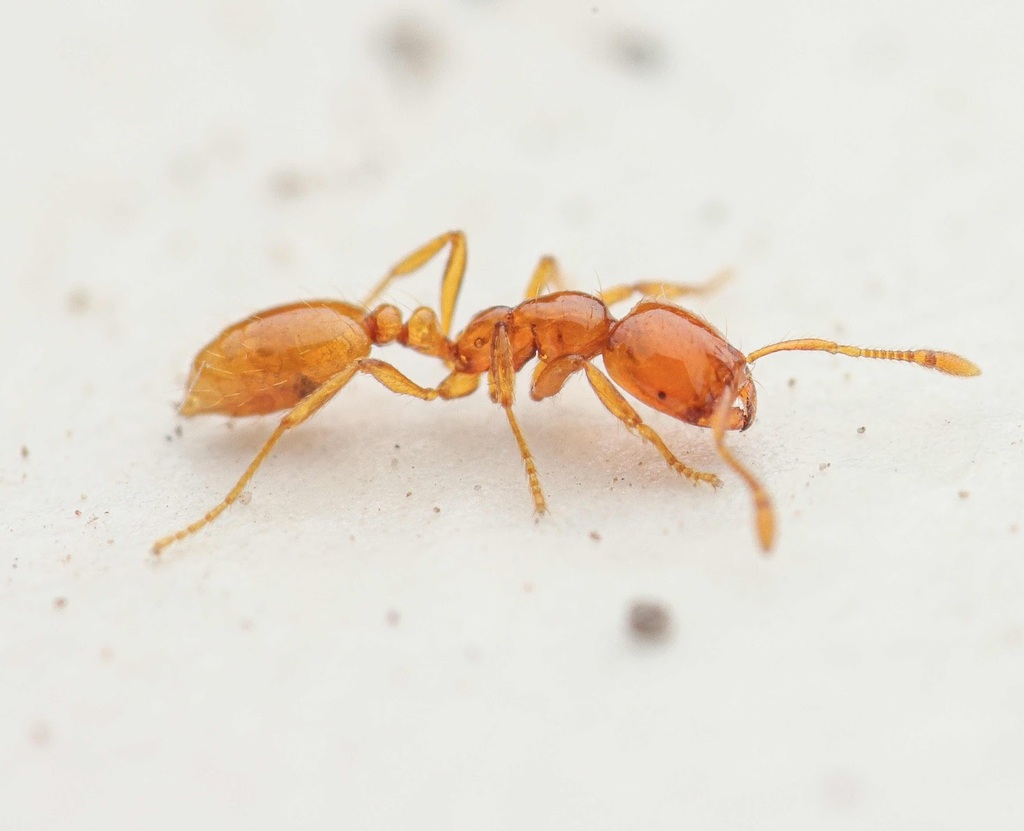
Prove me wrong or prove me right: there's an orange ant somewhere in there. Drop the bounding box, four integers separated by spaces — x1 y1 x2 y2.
153 230 980 555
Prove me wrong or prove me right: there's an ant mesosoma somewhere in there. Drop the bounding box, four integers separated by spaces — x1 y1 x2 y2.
153 231 980 555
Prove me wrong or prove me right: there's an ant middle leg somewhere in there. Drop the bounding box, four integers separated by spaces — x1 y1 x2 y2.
361 230 467 337
598 267 733 307
153 358 445 555
530 357 722 488
523 255 568 299
491 323 547 513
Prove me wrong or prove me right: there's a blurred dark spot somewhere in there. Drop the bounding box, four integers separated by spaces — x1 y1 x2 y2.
20 445 29 459
386 609 401 626
589 530 601 542
268 169 324 201
53 596 67 610
628 599 672 642
376 16 444 82
608 28 668 74
958 490 970 499
857 426 866 434
66 288 92 314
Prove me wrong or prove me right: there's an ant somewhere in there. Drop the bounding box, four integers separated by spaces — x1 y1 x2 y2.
153 230 980 555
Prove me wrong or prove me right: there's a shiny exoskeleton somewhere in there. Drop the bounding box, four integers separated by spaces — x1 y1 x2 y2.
154 231 980 555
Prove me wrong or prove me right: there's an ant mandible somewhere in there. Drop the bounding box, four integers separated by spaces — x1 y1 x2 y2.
152 230 980 555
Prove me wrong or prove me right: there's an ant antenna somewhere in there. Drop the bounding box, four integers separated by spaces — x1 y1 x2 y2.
746 339 981 377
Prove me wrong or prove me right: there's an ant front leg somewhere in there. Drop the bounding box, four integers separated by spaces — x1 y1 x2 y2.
153 358 443 555
361 230 467 337
710 385 774 552
491 323 548 514
530 357 723 488
598 267 733 307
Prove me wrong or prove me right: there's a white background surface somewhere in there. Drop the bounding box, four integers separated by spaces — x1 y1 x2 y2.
2 1 1021 829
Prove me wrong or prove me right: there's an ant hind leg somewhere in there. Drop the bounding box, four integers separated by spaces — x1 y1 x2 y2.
598 267 733 307
153 358 442 555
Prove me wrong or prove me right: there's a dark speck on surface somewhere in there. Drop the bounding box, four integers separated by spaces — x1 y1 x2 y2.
268 169 323 200
608 27 668 74
377 16 444 81
66 288 92 314
628 599 672 642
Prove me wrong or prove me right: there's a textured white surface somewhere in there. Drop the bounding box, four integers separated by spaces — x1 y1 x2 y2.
2 1 1021 829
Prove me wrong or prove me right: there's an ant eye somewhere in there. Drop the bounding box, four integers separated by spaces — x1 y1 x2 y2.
474 337 485 349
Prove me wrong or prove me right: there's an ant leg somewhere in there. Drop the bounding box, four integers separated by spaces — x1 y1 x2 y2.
531 356 722 488
746 338 980 376
523 256 568 299
361 230 467 337
710 385 774 552
153 358 442 555
598 267 733 307
438 370 481 400
491 323 547 513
